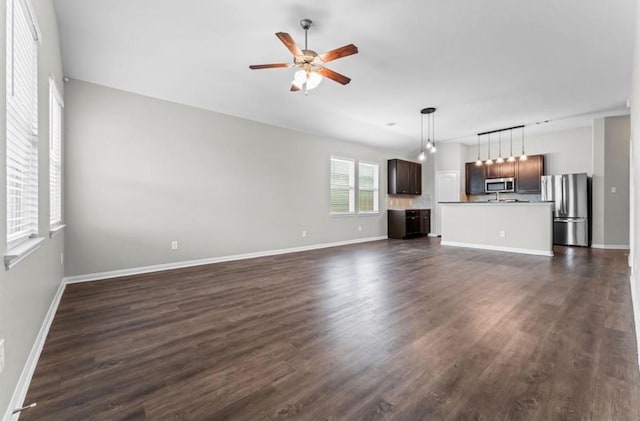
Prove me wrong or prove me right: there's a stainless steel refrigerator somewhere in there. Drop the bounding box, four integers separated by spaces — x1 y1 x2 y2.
541 173 590 247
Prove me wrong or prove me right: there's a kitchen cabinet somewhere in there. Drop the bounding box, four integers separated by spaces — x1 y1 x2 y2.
486 161 516 179
388 159 422 195
465 155 543 195
516 154 544 193
388 209 431 239
465 162 485 195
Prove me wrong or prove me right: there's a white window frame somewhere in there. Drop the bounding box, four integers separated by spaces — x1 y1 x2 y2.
5 0 43 269
49 75 64 235
330 156 355 215
357 161 380 214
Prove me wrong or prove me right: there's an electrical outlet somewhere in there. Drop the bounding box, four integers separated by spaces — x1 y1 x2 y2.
302 230 307 238
0 338 5 374
611 186 616 193
171 241 178 250
358 226 362 232
499 230 506 238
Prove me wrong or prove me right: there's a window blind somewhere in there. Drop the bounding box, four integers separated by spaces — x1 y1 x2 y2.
6 0 40 247
358 162 379 213
330 157 355 214
49 77 63 226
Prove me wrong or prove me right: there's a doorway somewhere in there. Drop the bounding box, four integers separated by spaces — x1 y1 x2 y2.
435 171 460 235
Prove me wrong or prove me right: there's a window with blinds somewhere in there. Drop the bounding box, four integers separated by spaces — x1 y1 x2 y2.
358 162 379 213
6 0 40 248
49 77 63 227
330 157 355 214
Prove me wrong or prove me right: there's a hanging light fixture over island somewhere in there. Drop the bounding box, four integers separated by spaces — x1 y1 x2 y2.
477 124 526 165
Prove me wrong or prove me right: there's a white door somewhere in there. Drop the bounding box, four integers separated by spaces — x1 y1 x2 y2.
435 171 460 235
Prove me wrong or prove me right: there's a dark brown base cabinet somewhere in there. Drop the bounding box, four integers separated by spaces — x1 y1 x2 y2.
388 209 431 239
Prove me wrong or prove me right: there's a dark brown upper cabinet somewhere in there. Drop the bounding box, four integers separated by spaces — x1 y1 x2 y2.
388 159 422 195
516 154 544 193
486 161 516 179
465 154 544 195
465 162 486 195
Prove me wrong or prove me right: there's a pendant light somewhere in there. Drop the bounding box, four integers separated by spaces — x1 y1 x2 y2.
496 131 504 164
507 128 516 162
485 133 493 165
418 109 426 161
418 107 436 160
429 109 437 153
475 134 483 166
519 126 527 161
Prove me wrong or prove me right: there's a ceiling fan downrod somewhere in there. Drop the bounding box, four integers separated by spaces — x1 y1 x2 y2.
300 19 312 51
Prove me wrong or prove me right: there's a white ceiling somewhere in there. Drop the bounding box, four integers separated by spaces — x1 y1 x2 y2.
53 0 636 152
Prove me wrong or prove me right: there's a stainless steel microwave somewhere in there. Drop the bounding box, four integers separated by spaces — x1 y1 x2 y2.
485 177 515 193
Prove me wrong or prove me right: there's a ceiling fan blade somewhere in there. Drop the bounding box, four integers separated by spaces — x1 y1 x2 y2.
317 67 351 85
290 84 300 92
249 63 292 70
319 44 359 63
276 32 303 57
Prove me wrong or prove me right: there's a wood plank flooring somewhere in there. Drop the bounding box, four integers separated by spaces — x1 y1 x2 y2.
21 238 640 420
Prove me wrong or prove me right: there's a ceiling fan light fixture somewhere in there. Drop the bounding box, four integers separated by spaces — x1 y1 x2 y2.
292 69 323 91
250 19 358 92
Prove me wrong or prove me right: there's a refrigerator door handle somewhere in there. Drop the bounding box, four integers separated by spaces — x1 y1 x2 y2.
561 176 567 215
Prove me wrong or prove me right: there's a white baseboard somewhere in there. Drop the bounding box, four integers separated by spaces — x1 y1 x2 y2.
64 236 388 284
428 233 440 237
3 280 66 421
591 244 630 250
441 240 554 257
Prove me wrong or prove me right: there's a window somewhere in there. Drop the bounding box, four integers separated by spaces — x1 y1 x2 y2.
330 157 380 215
6 0 40 249
49 77 63 228
330 157 355 214
358 162 379 213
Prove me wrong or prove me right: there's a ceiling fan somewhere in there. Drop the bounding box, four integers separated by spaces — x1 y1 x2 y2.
249 19 358 93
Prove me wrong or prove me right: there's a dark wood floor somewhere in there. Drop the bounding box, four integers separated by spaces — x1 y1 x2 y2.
22 238 640 420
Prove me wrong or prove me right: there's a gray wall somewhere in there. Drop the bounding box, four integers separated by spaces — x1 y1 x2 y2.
603 116 630 246
630 3 640 364
64 80 397 277
0 0 65 416
592 116 631 247
593 118 606 245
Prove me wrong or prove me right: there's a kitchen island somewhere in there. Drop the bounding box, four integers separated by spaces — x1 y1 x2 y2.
439 201 554 256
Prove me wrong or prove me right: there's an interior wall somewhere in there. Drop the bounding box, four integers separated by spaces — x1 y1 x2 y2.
64 80 399 277
629 0 640 366
592 118 606 246
430 143 465 234
463 126 594 175
0 0 65 416
604 116 631 247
